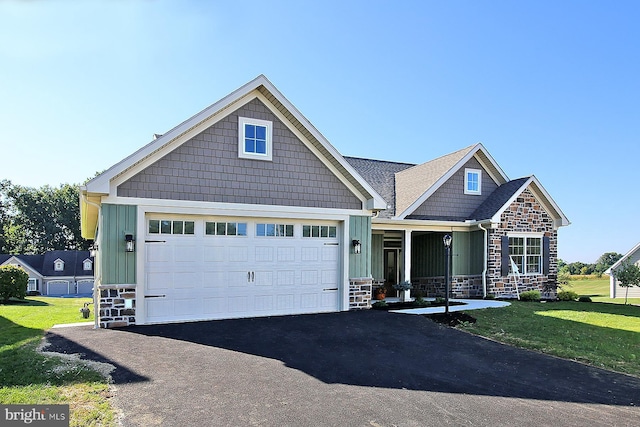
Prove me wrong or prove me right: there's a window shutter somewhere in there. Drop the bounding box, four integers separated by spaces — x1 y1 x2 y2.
543 236 550 275
501 236 510 277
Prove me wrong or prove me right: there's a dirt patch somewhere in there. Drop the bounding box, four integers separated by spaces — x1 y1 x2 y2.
423 312 476 326
371 300 465 311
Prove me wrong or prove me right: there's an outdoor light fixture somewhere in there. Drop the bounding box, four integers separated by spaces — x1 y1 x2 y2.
352 239 362 254
125 234 135 252
443 234 452 315
89 243 98 257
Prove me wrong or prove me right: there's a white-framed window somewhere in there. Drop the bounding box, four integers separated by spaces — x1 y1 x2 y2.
205 222 248 236
256 223 294 237
27 278 38 292
508 234 542 275
302 225 337 238
148 219 195 235
464 168 482 195
238 117 273 161
53 258 65 271
83 259 93 271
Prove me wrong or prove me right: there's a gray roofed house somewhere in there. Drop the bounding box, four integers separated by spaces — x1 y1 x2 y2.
0 250 94 296
606 242 640 299
79 75 570 328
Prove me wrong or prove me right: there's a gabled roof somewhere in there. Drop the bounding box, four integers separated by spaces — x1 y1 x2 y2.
343 157 415 218
470 175 570 227
81 75 386 239
394 143 509 219
0 254 44 277
1 251 93 277
606 242 640 274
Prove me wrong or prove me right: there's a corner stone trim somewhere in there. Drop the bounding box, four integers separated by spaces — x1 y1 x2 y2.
349 277 372 309
98 285 136 328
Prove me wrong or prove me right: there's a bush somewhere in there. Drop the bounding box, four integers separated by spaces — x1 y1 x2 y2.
412 296 429 307
371 300 388 309
578 296 592 302
519 290 541 302
557 290 579 301
484 294 496 300
434 297 446 304
0 265 29 302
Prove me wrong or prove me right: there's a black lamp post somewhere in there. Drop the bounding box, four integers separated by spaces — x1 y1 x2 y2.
443 234 452 315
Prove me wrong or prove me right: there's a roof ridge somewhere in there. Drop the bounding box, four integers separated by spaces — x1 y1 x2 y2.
343 156 416 166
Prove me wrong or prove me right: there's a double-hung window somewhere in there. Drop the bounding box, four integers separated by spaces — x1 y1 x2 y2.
508 235 542 275
464 168 482 195
238 117 272 161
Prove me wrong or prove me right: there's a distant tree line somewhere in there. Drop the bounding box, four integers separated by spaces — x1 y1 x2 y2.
0 179 90 254
558 252 623 276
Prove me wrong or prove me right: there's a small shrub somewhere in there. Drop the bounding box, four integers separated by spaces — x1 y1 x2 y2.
519 290 541 302
0 265 29 302
371 300 388 309
578 296 592 303
557 290 579 301
393 280 412 291
434 297 446 305
484 294 496 300
412 296 429 307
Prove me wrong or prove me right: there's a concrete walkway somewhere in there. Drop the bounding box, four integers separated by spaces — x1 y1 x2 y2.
391 298 511 315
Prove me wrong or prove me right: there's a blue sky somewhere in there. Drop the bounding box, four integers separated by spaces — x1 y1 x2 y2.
1 1 638 263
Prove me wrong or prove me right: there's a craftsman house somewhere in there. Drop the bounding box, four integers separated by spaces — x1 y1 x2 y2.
80 75 569 328
606 242 640 299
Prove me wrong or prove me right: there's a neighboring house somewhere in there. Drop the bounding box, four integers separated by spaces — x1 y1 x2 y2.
606 242 640 299
0 250 94 296
80 75 569 328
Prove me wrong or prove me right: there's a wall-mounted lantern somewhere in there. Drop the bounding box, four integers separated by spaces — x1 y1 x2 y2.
352 239 361 255
125 234 135 252
89 243 98 257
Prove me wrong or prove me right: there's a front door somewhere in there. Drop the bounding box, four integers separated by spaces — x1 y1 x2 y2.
384 249 401 296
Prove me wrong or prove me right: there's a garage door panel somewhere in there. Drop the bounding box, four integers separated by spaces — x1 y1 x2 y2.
144 217 340 324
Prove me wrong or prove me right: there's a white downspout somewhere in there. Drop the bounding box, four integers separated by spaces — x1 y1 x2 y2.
478 223 488 298
81 192 102 329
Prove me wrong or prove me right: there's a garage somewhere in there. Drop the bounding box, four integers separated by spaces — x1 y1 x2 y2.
47 280 71 296
143 216 341 324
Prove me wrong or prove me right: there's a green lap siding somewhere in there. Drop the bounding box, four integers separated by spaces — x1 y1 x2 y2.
349 216 372 278
101 204 137 284
452 230 484 275
371 234 384 280
412 231 484 277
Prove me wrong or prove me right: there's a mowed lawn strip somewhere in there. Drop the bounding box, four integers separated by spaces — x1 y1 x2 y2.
0 297 117 426
458 300 640 377
567 276 640 305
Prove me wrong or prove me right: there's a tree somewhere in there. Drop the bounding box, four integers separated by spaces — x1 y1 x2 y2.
0 264 28 302
612 261 640 305
0 179 11 253
3 183 90 254
594 252 623 274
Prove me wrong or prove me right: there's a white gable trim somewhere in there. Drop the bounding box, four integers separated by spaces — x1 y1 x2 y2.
606 242 640 274
396 143 509 219
85 75 385 210
489 176 570 227
1 256 43 279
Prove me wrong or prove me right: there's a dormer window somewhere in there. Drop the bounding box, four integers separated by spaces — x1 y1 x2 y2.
83 259 93 271
54 258 65 271
464 168 482 195
238 117 272 161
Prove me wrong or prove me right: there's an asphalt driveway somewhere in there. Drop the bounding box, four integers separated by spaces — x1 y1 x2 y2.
46 310 640 426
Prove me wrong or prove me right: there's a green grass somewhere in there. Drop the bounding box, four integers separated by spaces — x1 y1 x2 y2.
0 297 116 426
564 276 640 305
458 300 640 377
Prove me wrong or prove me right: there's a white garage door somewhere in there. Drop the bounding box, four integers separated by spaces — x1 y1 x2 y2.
47 280 71 296
143 216 341 324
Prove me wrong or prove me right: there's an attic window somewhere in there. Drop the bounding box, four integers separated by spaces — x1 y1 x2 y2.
238 117 272 161
464 168 482 195
83 259 93 271
54 259 65 271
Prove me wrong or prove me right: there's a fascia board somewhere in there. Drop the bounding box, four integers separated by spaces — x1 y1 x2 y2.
396 144 485 219
474 142 509 184
490 176 571 227
608 242 640 272
259 78 386 210
1 256 43 278
85 75 271 195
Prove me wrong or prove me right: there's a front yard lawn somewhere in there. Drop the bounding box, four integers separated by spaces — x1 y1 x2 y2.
0 297 116 426
458 300 640 377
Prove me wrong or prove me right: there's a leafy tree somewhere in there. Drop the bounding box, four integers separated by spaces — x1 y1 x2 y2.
0 264 28 302
612 261 640 305
0 179 11 252
594 252 623 274
3 183 90 254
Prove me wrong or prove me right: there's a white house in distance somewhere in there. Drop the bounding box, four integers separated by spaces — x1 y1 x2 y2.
606 242 640 299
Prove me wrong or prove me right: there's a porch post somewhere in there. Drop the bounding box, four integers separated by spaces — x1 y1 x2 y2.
403 229 412 302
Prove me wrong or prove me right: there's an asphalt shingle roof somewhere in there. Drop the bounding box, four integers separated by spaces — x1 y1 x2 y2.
468 177 530 221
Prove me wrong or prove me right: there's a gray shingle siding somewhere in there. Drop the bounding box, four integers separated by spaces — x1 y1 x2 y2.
407 158 499 220
118 99 362 210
